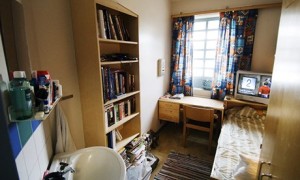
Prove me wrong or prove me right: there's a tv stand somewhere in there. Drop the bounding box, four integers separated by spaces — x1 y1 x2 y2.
224 96 268 110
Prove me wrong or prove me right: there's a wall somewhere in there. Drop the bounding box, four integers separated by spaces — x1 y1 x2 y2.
7 0 84 179
171 0 282 73
117 0 172 133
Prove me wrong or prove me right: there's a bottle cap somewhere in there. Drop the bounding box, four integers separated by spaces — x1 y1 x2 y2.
13 71 26 78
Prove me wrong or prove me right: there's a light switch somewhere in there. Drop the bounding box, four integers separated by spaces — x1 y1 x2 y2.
158 59 165 76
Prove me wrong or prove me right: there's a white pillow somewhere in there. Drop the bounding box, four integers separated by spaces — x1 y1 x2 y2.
233 154 259 180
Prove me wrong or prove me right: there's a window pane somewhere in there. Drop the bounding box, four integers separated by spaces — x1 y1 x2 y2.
205 60 215 68
193 50 204 58
194 21 206 30
193 31 206 40
205 50 216 59
193 41 205 49
207 30 218 39
208 20 219 29
206 40 217 49
193 60 204 68
193 68 203 77
204 69 214 77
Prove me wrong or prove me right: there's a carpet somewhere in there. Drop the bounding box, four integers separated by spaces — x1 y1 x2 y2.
154 152 213 180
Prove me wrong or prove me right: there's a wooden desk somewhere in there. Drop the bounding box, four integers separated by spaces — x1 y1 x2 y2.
158 96 224 123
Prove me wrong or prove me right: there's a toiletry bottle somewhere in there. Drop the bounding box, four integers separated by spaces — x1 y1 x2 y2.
9 71 33 120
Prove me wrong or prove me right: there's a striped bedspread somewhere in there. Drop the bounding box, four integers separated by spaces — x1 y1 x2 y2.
210 107 266 180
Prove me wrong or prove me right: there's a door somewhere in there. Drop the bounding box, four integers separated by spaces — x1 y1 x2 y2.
259 0 300 179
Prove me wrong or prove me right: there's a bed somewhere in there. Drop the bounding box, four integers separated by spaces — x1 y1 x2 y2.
210 101 267 180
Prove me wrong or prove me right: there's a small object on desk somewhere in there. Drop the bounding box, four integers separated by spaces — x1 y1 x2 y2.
169 93 184 99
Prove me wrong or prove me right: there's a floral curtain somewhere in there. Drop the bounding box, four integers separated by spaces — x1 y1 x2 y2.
212 9 258 99
169 16 194 96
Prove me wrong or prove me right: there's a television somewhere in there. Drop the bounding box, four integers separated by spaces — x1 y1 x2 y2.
234 70 272 104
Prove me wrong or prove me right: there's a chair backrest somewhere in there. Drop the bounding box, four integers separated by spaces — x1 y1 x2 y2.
183 105 214 123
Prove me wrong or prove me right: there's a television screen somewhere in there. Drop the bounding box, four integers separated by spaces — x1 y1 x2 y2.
234 70 272 104
241 77 257 90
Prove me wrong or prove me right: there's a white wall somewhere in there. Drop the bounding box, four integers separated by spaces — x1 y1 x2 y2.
116 0 172 133
172 0 282 73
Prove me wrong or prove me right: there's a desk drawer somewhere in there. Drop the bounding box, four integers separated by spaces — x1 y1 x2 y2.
159 101 180 123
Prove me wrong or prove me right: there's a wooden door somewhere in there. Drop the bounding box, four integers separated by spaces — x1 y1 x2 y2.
259 0 300 179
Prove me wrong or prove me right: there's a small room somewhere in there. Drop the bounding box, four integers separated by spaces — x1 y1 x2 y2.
1 0 300 179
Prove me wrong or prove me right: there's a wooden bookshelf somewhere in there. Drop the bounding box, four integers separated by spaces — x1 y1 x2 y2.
70 0 141 149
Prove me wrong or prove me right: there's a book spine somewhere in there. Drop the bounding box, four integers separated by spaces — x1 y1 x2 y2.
101 67 107 103
114 15 124 40
103 10 111 39
97 9 107 39
108 13 117 40
115 72 120 95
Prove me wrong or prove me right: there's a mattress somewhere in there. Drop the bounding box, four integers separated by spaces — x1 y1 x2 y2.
210 107 266 180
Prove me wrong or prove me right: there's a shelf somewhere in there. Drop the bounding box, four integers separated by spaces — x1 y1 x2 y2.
106 112 139 133
116 133 139 152
104 91 140 105
101 60 138 65
99 38 138 45
9 96 62 122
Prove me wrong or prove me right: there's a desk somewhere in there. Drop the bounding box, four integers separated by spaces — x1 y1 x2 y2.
158 96 224 123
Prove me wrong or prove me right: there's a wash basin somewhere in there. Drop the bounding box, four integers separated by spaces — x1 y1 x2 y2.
48 146 126 180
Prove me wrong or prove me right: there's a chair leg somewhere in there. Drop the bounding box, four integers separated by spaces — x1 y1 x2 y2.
208 129 214 153
183 124 187 147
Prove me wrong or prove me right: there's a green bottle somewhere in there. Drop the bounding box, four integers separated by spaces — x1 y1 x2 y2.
9 71 33 120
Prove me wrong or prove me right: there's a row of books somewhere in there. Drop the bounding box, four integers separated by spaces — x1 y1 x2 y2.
104 97 136 128
101 67 135 103
107 129 123 151
97 9 130 41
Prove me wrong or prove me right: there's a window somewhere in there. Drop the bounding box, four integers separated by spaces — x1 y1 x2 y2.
193 14 219 97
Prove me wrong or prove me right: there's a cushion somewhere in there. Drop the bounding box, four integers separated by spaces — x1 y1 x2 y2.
233 154 259 180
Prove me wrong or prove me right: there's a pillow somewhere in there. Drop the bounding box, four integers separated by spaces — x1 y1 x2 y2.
233 154 259 180
236 106 257 118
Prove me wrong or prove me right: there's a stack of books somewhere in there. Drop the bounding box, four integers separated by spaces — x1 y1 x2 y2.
125 137 146 166
97 9 130 41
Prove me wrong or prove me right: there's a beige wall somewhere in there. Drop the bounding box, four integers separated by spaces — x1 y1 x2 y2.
117 0 172 133
21 0 85 149
172 0 282 73
252 7 281 73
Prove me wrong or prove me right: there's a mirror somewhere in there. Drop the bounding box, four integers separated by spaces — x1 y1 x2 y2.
0 0 32 79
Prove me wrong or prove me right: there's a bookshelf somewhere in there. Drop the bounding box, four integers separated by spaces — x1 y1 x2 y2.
70 0 141 149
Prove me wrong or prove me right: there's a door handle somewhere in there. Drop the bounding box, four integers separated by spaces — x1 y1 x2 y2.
258 161 271 180
260 173 273 179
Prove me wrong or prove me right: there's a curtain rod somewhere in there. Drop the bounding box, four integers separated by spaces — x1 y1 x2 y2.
171 2 282 18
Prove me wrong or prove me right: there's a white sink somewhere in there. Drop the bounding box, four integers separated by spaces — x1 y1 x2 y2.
49 146 126 180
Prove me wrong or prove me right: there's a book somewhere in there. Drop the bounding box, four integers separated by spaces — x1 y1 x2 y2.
97 9 107 39
114 15 124 40
115 129 123 141
114 103 119 122
107 130 116 150
108 13 117 40
118 101 125 120
103 10 111 39
101 67 107 103
104 104 115 127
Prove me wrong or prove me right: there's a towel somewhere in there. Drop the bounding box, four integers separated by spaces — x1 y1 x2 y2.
55 104 77 154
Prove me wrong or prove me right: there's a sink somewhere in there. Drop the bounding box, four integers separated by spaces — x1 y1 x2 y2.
49 146 126 180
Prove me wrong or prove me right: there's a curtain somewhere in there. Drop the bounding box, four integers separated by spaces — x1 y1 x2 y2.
212 9 258 99
169 16 194 96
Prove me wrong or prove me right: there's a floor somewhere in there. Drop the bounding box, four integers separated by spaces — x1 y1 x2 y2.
149 122 220 179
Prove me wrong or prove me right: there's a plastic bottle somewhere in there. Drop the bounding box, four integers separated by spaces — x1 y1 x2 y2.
9 71 33 120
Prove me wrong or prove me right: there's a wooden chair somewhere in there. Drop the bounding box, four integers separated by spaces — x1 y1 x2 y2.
183 105 215 153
